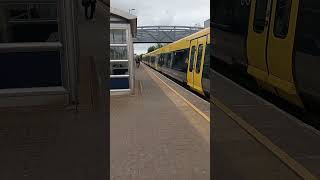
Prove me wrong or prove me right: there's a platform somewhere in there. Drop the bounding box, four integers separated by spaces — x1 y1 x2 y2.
212 70 320 179
111 64 210 179
110 63 318 180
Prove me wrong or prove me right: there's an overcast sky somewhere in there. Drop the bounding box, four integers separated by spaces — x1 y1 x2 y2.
111 0 210 54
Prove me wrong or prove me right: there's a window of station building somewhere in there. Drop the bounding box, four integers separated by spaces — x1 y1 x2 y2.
110 29 127 44
0 2 59 43
189 46 196 72
110 46 128 60
110 27 130 90
110 61 129 75
195 44 204 73
253 0 268 33
274 0 292 38
0 51 62 89
0 2 62 89
172 49 188 72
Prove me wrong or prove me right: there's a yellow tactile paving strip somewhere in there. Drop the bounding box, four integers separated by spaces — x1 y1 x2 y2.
144 65 210 122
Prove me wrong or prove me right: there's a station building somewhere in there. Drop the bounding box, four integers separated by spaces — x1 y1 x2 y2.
204 19 210 28
110 7 137 95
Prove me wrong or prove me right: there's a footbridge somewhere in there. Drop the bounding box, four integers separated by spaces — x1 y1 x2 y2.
133 26 204 43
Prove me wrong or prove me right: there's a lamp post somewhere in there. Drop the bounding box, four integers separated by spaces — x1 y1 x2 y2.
129 8 136 14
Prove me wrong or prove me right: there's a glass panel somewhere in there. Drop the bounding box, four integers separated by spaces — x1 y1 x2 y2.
110 77 129 89
166 53 172 68
159 54 164 67
203 45 210 79
172 49 188 72
189 46 196 72
110 61 129 75
110 29 127 44
196 44 203 73
254 0 268 33
0 3 59 43
296 0 320 55
6 3 57 21
0 51 62 89
274 0 292 38
110 46 128 60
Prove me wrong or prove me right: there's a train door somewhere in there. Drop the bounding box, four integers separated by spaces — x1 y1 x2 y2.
266 0 303 106
193 36 207 94
247 0 275 92
187 39 198 88
248 0 302 106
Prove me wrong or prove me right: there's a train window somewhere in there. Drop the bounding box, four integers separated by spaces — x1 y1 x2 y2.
209 44 214 69
166 53 172 68
110 29 127 44
172 49 188 72
195 44 204 73
274 0 292 38
110 46 128 60
189 46 196 72
110 61 129 75
0 3 59 43
253 0 268 33
295 0 320 56
162 53 166 67
203 45 210 79
158 55 162 66
159 54 164 66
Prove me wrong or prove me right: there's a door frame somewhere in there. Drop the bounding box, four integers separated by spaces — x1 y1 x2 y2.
187 39 198 88
193 36 207 94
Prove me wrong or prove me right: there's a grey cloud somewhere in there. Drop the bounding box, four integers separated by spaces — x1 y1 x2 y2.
111 0 209 26
111 0 210 54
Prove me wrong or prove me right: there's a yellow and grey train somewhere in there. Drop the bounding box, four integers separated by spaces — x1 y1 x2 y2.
142 27 210 96
213 0 320 112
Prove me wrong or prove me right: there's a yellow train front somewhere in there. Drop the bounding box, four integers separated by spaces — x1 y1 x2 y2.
142 28 210 96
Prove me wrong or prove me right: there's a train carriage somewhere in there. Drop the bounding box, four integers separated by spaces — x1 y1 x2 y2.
213 0 320 113
143 27 210 96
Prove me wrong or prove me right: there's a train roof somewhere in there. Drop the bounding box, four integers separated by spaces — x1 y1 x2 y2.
144 27 210 57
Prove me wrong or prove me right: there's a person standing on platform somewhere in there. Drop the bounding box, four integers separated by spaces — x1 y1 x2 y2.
136 55 141 68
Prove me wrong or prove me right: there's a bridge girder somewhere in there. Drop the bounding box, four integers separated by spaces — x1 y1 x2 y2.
133 26 203 43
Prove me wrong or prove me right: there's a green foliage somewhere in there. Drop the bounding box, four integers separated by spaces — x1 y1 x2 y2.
147 46 156 53
147 43 164 53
